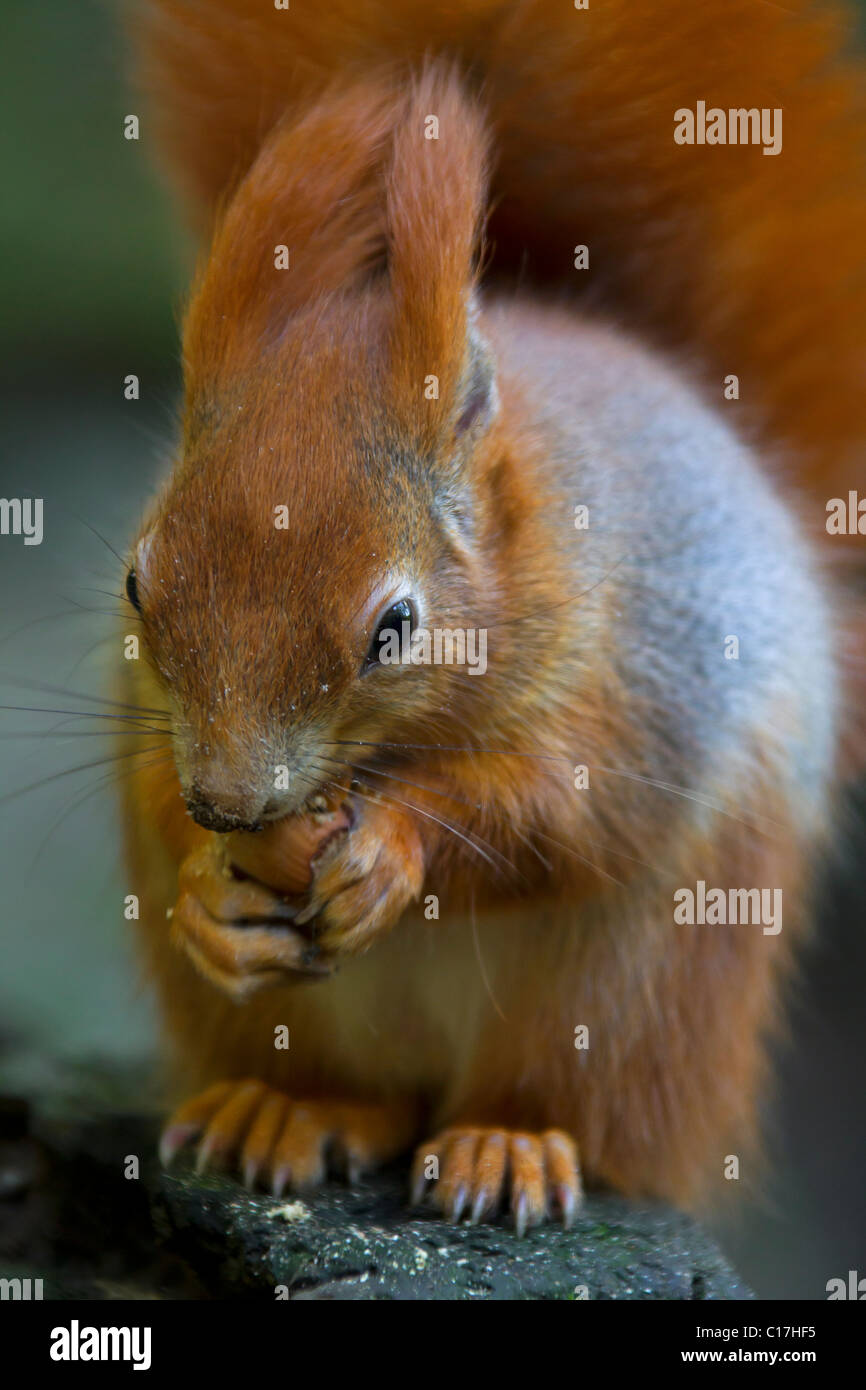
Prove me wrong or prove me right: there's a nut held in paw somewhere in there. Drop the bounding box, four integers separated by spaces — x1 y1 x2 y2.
226 798 352 897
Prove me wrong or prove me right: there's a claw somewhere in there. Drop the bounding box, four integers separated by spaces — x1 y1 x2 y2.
271 1164 290 1199
449 1183 469 1222
556 1182 579 1230
514 1190 529 1238
194 1135 219 1175
294 900 319 928
410 1169 430 1207
158 1123 198 1168
470 1187 491 1225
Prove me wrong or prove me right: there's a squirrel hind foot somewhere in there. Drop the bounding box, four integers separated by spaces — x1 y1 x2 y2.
411 1125 583 1236
159 1080 416 1195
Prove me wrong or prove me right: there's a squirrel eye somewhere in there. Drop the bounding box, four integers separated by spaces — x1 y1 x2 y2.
364 597 416 671
125 566 142 613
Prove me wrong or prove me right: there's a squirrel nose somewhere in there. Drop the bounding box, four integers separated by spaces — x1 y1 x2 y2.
186 783 265 834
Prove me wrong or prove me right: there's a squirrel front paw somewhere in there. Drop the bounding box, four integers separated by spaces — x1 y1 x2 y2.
170 841 334 1001
294 794 425 955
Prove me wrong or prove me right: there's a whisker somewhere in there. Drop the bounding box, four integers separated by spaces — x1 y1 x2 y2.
470 894 508 1022
318 753 483 814
0 608 99 650
318 752 624 883
554 828 662 878
332 739 776 836
331 753 563 881
332 777 525 886
293 763 340 807
30 750 174 869
0 745 165 808
525 824 624 887
78 587 127 602
0 675 170 718
0 728 169 740
320 756 526 882
68 513 129 569
498 822 553 873
482 555 626 630
0 706 173 733
332 737 569 764
66 599 139 619
63 634 126 684
589 762 781 836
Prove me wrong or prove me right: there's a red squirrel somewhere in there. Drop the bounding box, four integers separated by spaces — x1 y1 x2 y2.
119 0 865 1230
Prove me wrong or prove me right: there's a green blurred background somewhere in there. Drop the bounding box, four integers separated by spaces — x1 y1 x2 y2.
1 0 864 1300
2 0 190 380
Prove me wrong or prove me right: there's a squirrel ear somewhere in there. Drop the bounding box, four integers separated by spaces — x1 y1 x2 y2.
182 79 397 388
386 65 490 446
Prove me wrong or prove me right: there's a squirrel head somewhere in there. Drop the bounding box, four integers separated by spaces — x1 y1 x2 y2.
127 68 506 832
